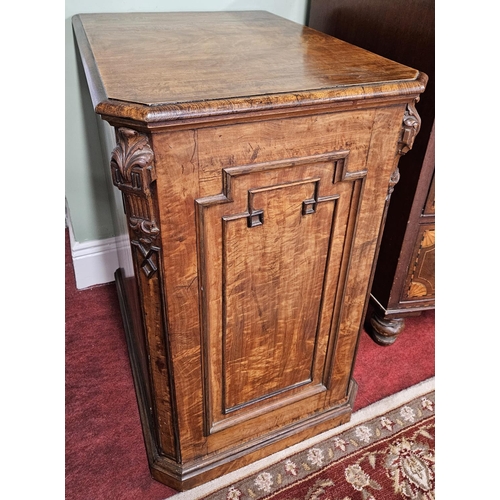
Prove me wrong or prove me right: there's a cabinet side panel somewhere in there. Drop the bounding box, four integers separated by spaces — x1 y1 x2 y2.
152 130 207 459
105 128 179 460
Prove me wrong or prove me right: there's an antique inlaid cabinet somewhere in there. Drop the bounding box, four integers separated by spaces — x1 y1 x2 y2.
308 0 435 345
72 11 426 490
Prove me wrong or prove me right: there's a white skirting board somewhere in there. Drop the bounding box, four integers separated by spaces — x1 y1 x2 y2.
66 216 129 290
69 236 118 290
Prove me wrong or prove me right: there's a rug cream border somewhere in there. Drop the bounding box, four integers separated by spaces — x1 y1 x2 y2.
168 377 435 500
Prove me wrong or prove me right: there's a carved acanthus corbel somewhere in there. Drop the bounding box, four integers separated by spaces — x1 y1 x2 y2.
386 99 422 200
398 99 421 156
110 128 160 278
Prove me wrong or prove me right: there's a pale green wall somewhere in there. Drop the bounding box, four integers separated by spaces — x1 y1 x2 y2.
65 0 309 243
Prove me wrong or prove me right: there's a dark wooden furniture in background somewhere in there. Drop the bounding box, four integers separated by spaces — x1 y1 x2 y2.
308 0 435 345
72 11 426 490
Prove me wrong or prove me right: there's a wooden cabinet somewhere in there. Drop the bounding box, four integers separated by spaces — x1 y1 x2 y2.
72 11 426 490
308 0 435 345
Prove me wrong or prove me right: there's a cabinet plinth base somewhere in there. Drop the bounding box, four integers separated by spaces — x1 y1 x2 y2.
116 268 358 491
153 385 356 491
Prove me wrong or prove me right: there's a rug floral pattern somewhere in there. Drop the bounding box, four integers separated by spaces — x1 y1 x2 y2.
203 392 435 500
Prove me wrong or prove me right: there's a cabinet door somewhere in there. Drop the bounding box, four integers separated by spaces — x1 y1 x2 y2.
197 150 363 435
153 106 405 462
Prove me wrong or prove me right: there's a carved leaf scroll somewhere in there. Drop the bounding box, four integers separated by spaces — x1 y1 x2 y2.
398 100 421 156
111 128 156 196
110 128 160 278
387 100 422 199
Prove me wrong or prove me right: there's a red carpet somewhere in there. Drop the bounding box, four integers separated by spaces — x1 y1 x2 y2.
65 229 434 499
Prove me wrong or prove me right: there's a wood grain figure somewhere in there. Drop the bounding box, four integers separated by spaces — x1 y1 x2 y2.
72 11 426 490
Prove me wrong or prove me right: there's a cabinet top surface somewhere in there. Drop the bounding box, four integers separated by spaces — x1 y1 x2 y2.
73 11 425 123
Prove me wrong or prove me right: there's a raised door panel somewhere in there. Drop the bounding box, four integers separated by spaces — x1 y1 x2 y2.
196 152 365 434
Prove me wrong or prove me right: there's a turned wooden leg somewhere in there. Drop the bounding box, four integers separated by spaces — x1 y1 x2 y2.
368 310 405 346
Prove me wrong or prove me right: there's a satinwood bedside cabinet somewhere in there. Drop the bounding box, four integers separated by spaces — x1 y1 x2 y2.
72 11 426 491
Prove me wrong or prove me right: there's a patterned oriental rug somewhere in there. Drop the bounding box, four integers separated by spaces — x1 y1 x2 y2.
171 378 435 500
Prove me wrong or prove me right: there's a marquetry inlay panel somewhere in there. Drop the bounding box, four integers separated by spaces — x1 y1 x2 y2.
404 226 435 300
